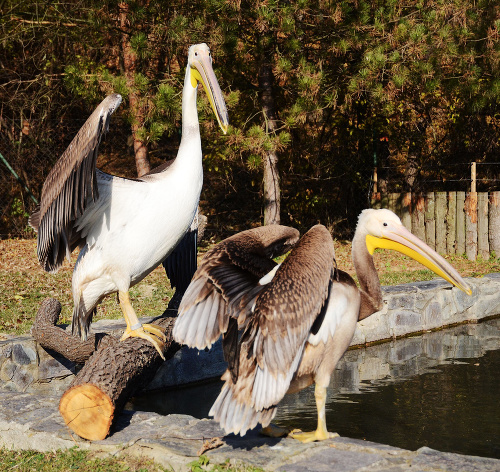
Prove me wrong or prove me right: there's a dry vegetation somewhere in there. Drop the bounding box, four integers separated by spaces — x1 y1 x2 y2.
1 237 499 336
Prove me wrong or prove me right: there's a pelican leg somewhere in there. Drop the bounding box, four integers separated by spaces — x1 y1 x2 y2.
288 384 339 443
118 290 166 360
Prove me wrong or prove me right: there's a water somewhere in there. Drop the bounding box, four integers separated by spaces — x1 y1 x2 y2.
130 318 500 459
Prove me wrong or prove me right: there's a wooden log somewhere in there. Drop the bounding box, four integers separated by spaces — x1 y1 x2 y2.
411 194 426 241
435 192 447 255
401 192 412 229
456 191 466 255
446 192 457 255
59 312 179 441
32 298 117 364
477 192 489 259
32 298 180 441
425 192 436 250
465 192 478 261
489 191 500 256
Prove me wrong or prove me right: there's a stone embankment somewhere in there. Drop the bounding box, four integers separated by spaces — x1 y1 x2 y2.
1 275 500 471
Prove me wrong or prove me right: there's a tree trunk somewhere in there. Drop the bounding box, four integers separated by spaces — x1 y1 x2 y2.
258 59 280 225
119 2 151 177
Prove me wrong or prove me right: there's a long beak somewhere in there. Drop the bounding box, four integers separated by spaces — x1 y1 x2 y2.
190 51 229 134
366 223 472 295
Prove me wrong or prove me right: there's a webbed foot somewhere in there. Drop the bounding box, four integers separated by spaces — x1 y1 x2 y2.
120 323 166 360
288 428 339 443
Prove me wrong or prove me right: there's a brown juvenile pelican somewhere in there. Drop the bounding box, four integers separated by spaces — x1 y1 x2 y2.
29 43 229 358
173 209 472 441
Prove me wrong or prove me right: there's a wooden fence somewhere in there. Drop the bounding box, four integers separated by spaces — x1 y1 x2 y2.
371 191 500 260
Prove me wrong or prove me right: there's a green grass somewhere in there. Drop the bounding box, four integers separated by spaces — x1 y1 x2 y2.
0 449 266 472
0 447 168 472
0 268 174 335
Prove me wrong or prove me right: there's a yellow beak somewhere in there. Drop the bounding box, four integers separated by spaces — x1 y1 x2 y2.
366 222 472 295
190 50 229 134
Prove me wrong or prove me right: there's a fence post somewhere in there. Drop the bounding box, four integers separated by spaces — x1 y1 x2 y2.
465 192 478 260
435 192 447 254
411 193 426 241
477 192 489 259
425 192 436 250
388 193 399 215
489 191 500 256
456 191 466 255
447 192 457 255
471 162 477 193
401 192 412 229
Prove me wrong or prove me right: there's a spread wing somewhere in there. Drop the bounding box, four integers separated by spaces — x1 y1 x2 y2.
173 225 300 351
29 94 122 272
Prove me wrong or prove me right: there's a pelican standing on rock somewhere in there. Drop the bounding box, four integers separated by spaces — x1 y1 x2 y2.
30 43 229 358
173 209 471 441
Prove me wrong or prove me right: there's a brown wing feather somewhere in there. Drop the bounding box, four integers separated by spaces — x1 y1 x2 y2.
251 224 335 375
33 94 122 272
174 225 300 350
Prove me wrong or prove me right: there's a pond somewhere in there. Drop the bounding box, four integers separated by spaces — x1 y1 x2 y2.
129 317 500 459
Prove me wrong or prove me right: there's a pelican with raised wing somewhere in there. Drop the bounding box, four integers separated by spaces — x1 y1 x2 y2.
173 209 471 441
30 43 229 358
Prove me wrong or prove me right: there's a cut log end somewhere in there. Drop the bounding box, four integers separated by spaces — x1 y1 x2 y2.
59 383 114 441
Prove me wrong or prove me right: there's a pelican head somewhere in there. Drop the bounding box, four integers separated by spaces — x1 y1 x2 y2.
359 208 472 295
188 43 229 134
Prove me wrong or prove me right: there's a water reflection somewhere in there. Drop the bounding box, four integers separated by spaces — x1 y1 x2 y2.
130 318 500 458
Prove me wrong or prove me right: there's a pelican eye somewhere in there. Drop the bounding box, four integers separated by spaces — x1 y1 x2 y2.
383 222 388 227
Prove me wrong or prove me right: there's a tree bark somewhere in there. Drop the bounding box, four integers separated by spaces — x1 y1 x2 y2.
119 2 151 177
258 58 280 225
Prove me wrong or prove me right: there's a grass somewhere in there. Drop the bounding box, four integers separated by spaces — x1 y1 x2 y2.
0 448 265 472
2 238 500 336
0 448 169 472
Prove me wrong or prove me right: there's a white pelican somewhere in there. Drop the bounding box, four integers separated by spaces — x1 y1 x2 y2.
173 209 472 441
29 43 229 358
